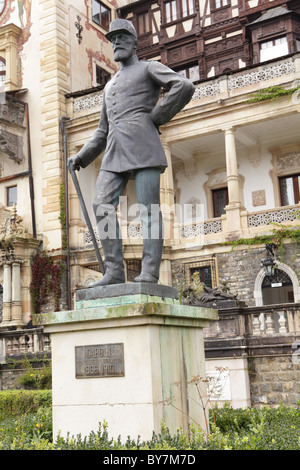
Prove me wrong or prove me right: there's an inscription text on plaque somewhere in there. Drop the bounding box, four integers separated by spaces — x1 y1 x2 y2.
75 343 124 378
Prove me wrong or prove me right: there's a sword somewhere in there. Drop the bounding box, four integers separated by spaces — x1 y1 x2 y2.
69 167 105 275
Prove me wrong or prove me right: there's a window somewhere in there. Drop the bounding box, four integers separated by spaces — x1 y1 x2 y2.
184 258 218 288
165 0 177 23
0 57 5 88
7 185 17 207
260 37 288 62
127 260 141 282
181 0 194 17
96 65 111 87
215 0 229 8
92 0 111 31
177 64 200 82
137 12 150 35
164 0 194 23
212 187 228 218
190 266 213 288
297 39 300 52
279 174 300 206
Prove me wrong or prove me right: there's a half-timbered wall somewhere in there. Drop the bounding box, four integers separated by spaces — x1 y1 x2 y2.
120 0 300 80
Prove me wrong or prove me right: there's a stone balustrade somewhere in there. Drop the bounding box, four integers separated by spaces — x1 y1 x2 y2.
248 304 300 337
0 327 51 360
204 303 300 361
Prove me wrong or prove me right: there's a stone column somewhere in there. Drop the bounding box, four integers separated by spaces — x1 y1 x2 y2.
1 262 12 326
160 138 175 241
223 127 245 236
11 260 24 327
160 138 175 285
224 128 240 205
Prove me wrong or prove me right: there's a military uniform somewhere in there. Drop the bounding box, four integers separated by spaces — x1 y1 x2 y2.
74 20 195 285
77 60 195 173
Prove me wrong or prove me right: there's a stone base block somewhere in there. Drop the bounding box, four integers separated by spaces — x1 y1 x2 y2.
35 286 218 442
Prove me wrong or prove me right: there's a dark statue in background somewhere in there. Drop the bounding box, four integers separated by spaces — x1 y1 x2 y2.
68 19 195 287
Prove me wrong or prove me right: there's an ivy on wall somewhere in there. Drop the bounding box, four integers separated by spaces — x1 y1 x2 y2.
247 85 300 103
223 212 300 259
30 252 64 314
58 184 68 251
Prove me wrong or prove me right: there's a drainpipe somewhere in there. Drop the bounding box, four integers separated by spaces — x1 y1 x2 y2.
60 116 71 310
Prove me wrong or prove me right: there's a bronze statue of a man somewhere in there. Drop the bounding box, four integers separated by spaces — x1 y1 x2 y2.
68 19 195 287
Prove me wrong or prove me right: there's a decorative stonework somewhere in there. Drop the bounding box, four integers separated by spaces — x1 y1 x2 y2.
228 59 296 90
248 206 299 228
275 152 300 171
0 205 27 257
192 82 220 100
179 219 222 238
207 368 231 401
252 189 266 207
0 130 24 163
73 91 104 112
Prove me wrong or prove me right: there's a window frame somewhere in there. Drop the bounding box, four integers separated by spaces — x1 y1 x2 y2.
6 185 17 207
279 173 300 206
212 187 228 218
163 0 195 25
259 36 289 62
95 64 111 87
91 0 111 32
184 258 218 288
137 11 151 36
175 63 200 83
212 0 230 10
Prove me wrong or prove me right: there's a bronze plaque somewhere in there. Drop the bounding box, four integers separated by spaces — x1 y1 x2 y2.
75 343 124 378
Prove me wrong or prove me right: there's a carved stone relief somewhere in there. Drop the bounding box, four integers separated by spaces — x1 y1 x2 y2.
0 97 25 165
252 189 266 207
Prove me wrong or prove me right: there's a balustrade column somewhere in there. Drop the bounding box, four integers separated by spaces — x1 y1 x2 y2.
1 262 12 326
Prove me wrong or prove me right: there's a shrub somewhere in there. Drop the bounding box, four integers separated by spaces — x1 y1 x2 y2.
0 390 52 421
0 393 299 450
17 363 52 390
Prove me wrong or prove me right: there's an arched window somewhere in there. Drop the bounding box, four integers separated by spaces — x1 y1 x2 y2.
0 57 6 88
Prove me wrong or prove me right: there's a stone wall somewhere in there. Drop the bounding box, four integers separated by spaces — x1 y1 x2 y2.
248 355 300 407
0 367 25 390
171 242 300 306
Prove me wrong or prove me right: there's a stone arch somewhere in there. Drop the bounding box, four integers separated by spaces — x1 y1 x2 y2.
254 261 300 306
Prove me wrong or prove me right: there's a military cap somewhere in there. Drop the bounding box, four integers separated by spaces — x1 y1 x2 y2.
106 19 137 42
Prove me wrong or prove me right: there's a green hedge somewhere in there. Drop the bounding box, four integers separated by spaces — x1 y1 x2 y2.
0 390 52 420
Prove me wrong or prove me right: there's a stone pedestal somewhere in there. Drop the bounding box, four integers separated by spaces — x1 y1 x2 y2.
34 283 218 442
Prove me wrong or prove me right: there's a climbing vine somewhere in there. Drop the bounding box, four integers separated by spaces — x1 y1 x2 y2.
223 211 300 258
58 184 68 251
30 252 64 314
247 85 300 103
